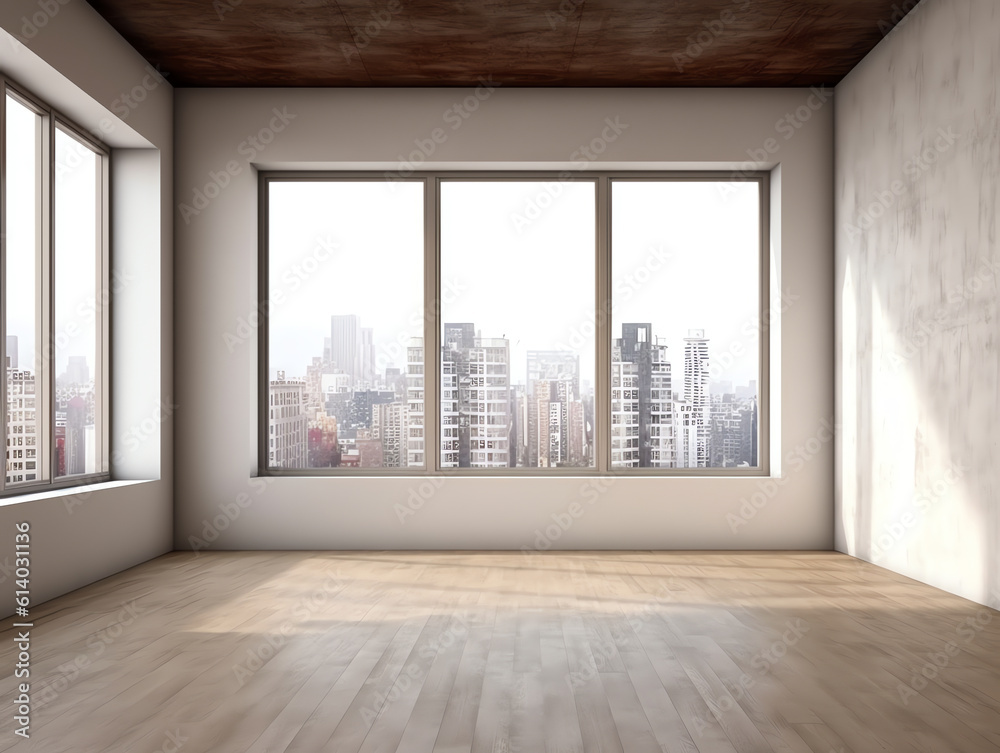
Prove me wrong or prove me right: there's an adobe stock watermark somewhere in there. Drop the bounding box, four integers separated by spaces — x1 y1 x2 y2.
223 235 339 353
61 397 180 515
884 257 999 370
879 0 925 36
34 599 148 710
843 126 959 241
554 245 667 353
231 569 346 685
709 288 799 381
565 583 680 690
509 116 629 233
395 476 446 524
384 79 500 185
868 461 968 563
357 613 472 724
520 476 617 552
725 86 832 186
896 603 997 705
187 475 277 551
375 277 469 374
545 0 583 28
691 618 810 737
727 418 838 532
39 268 135 370
179 106 297 224
341 0 402 62
673 0 753 72
11 0 72 47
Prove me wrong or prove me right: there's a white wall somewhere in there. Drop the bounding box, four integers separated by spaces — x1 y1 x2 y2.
0 0 173 614
835 0 1000 608
176 87 833 550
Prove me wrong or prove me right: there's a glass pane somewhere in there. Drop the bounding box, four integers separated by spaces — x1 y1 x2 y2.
611 181 760 469
440 181 596 469
267 181 424 469
4 95 43 485
54 128 100 478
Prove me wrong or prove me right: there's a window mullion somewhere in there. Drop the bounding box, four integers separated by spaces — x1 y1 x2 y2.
0 82 7 496
595 176 611 474
42 110 54 486
425 176 440 473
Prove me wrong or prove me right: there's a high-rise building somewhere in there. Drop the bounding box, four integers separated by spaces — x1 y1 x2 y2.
6 335 17 369
527 351 580 399
612 324 674 468
63 355 90 386
373 401 408 468
443 324 511 468
406 338 426 467
330 314 360 383
674 400 699 468
360 327 375 386
65 395 88 475
683 329 710 467
308 412 339 468
268 374 308 468
5 368 37 484
305 356 338 417
526 351 585 467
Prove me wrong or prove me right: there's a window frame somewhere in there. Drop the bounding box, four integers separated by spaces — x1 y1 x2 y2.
0 74 111 498
258 170 769 477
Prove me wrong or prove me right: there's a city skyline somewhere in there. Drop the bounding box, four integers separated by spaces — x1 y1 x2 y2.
267 314 758 471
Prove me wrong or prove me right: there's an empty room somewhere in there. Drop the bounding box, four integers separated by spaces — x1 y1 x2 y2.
1 0 998 750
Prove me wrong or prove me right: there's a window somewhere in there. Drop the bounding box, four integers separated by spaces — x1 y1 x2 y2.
263 179 423 470
1 78 110 496
611 179 763 470
440 180 595 469
260 172 766 475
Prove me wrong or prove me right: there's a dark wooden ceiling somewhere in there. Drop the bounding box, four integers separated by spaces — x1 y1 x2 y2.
85 0 915 87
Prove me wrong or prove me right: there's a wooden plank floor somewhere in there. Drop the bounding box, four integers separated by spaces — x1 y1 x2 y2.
2 551 999 752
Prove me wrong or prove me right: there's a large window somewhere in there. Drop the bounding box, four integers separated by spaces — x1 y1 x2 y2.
1 79 110 496
611 180 762 470
260 173 767 475
440 181 595 469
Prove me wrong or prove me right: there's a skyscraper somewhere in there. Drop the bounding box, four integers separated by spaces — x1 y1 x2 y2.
683 329 711 467
5 368 37 484
330 314 360 384
360 327 375 386
526 351 584 467
6 335 17 369
63 355 90 386
65 395 88 475
373 402 408 468
443 324 511 468
406 338 426 467
611 324 674 468
268 374 308 468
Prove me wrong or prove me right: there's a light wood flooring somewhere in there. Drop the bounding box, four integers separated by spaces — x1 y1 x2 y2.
2 551 999 752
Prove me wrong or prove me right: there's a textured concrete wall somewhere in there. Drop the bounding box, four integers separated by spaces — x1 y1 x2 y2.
835 0 1000 607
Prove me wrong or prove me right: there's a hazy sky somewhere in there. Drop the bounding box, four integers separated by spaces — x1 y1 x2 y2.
612 180 760 387
53 128 100 382
5 98 99 381
268 181 425 378
5 96 39 372
268 178 760 388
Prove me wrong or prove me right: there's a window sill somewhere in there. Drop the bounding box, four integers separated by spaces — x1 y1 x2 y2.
0 479 157 507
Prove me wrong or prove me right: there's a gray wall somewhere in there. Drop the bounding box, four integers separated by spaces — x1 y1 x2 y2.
835 0 1000 607
0 1 173 615
175 87 834 551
